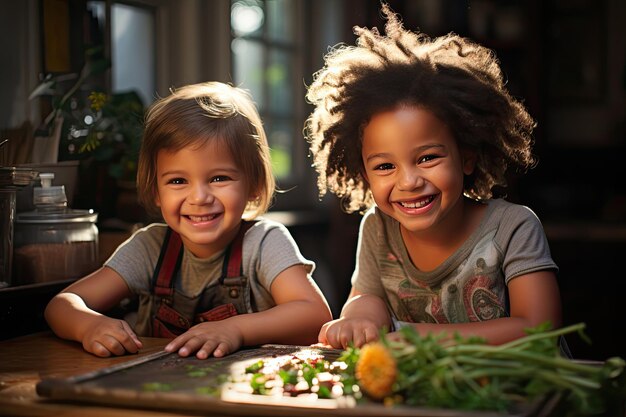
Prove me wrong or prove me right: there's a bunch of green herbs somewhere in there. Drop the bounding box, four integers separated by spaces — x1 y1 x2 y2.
339 322 625 415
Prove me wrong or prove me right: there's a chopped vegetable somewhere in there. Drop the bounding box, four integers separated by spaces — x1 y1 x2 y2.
241 350 347 399
142 382 174 392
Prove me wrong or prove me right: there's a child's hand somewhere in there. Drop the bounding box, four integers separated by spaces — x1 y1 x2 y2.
81 317 143 357
318 317 380 349
164 321 243 359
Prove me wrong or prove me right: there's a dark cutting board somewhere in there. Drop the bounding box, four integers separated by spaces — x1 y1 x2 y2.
36 344 557 417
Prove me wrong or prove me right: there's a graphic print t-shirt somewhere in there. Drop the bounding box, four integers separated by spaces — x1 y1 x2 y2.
352 199 558 324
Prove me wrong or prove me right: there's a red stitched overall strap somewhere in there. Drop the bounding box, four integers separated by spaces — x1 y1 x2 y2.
151 222 254 337
222 221 255 280
152 228 183 297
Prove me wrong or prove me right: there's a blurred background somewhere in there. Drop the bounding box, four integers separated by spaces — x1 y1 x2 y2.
1 0 625 361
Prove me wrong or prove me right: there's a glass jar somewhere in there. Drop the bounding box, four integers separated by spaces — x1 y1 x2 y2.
0 167 38 287
0 189 16 288
13 209 99 285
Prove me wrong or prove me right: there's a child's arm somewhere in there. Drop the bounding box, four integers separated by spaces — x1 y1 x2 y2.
164 264 332 359
319 270 560 348
44 267 143 357
317 287 392 349
400 270 562 344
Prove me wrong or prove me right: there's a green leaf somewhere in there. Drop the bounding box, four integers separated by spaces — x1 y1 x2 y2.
245 360 264 373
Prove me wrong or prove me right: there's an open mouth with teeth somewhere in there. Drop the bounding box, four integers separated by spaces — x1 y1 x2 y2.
186 213 220 222
397 195 435 209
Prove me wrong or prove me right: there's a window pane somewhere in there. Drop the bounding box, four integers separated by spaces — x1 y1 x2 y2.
267 48 292 116
231 0 264 38
267 0 294 41
111 4 155 105
267 119 292 179
231 38 265 109
230 0 299 181
86 2 105 36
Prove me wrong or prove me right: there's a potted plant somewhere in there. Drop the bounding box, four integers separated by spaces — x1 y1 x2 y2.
29 47 145 219
64 89 144 182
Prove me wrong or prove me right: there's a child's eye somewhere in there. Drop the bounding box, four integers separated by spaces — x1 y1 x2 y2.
418 154 439 164
211 175 231 183
168 177 186 185
374 163 395 171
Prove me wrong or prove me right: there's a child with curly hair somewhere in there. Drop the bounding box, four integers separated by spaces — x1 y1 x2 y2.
45 82 331 359
306 5 562 348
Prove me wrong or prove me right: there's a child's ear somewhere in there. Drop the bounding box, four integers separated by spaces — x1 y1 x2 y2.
155 193 161 207
461 148 478 175
247 186 261 203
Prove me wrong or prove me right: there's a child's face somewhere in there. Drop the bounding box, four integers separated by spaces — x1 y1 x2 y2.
154 139 252 258
361 106 475 235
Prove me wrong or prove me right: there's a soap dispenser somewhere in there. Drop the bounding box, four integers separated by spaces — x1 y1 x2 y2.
33 173 68 211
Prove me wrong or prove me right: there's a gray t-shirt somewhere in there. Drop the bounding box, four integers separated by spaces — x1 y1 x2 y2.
352 198 558 324
105 218 315 334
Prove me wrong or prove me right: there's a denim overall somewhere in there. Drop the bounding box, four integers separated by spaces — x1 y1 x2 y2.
150 221 254 338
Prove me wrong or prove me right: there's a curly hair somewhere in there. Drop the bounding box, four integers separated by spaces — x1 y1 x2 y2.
305 4 536 213
137 82 275 220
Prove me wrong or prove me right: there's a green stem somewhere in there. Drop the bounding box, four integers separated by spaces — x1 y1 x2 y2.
453 350 603 375
454 355 522 369
495 323 587 351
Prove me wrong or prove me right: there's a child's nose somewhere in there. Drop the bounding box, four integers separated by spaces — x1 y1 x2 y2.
188 184 214 204
398 167 425 191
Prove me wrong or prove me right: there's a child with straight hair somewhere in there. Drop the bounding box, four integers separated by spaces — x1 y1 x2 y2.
46 81 332 358
306 5 562 349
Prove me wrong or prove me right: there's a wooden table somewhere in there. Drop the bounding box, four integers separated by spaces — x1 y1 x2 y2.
0 331 204 417
2 332 603 417
0 333 359 417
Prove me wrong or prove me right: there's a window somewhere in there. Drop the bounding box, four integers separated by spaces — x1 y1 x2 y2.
230 0 304 182
87 1 157 107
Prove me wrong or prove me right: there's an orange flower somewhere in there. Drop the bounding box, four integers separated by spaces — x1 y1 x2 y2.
355 342 397 400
